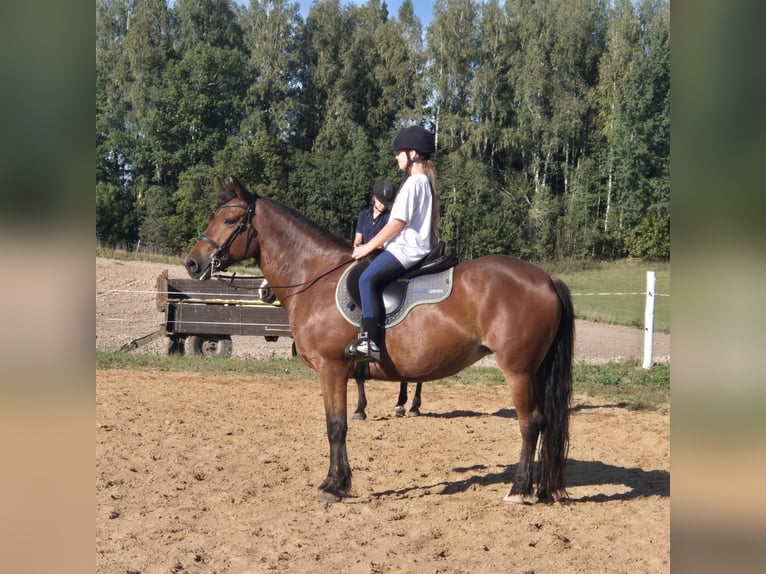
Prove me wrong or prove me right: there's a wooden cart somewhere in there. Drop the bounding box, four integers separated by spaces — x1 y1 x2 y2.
121 271 293 356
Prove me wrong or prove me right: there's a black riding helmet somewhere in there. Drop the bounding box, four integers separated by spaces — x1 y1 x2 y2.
371 180 396 208
390 125 435 158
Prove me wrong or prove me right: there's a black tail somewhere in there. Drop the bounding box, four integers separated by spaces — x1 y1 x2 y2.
537 277 574 501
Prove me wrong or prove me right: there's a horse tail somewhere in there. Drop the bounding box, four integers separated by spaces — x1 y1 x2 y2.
537 276 574 501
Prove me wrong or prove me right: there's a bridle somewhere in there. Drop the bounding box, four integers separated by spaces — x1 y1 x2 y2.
198 197 257 278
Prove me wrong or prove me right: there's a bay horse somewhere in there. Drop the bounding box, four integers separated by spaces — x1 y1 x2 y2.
184 178 574 504
353 380 423 419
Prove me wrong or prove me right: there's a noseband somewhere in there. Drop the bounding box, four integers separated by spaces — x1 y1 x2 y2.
198 198 257 275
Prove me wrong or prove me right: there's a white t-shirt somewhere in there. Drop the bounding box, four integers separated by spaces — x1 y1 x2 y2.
385 173 433 268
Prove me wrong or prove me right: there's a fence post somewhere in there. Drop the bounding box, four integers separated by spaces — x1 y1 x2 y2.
642 271 656 369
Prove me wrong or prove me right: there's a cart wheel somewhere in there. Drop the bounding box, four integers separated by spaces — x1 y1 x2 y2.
184 335 233 357
167 338 185 355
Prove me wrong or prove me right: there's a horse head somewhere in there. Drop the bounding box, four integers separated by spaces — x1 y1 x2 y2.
185 177 260 280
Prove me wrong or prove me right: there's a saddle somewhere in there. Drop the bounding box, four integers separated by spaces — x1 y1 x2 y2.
335 242 459 329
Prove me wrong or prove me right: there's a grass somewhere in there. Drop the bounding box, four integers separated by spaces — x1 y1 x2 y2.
97 351 670 411
96 350 314 379
546 259 670 332
572 360 669 410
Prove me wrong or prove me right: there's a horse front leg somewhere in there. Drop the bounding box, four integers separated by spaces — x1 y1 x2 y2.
317 365 352 503
352 377 367 421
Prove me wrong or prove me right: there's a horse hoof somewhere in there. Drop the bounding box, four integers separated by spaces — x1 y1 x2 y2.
316 489 341 504
352 412 367 421
503 492 538 505
392 406 405 417
407 409 420 417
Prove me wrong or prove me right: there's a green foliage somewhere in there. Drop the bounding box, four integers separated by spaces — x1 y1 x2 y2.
96 182 139 245
95 0 670 263
626 215 670 260
137 183 176 251
171 165 220 251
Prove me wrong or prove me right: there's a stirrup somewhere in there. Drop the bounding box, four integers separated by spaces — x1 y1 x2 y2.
344 332 380 362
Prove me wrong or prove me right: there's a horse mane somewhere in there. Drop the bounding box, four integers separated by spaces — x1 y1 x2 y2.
217 184 349 250
263 197 351 249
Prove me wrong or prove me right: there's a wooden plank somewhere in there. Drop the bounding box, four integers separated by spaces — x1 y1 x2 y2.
164 275 268 302
155 270 169 311
165 302 292 337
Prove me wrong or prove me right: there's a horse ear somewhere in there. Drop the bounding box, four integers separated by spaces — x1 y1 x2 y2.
230 176 256 201
217 177 228 192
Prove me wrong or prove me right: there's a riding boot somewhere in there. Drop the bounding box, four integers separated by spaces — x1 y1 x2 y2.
362 317 381 348
344 317 381 362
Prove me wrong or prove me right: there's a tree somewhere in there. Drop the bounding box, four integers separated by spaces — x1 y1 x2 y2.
593 0 642 255
96 0 138 244
122 0 172 187
239 0 303 141
153 43 248 181
427 0 481 153
592 0 669 258
96 182 138 245
94 0 670 260
373 0 426 128
173 0 245 52
137 183 176 251
171 165 221 251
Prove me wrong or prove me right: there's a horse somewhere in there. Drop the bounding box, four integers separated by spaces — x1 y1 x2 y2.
184 178 574 504
353 380 423 420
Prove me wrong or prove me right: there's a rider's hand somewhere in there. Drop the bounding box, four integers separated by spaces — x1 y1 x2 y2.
352 244 373 260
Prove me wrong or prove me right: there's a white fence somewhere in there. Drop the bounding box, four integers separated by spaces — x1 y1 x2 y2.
571 271 669 368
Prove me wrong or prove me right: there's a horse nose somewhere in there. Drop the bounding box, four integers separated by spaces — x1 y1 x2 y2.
185 257 200 276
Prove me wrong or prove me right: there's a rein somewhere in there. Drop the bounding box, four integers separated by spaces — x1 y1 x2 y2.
264 258 356 300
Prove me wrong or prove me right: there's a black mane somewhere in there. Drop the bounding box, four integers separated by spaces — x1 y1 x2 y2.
263 196 350 249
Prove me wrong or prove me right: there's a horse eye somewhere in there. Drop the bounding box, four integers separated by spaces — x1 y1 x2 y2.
224 217 238 225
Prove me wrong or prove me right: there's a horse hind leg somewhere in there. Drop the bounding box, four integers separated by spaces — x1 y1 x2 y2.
501 372 544 505
408 382 423 417
391 382 422 417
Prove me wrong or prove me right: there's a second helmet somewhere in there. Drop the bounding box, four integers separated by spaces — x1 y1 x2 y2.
371 180 396 208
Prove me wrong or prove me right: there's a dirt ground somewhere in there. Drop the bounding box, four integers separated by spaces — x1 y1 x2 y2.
96 258 670 573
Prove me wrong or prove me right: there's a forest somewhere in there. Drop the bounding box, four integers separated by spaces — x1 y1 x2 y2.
96 0 669 262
